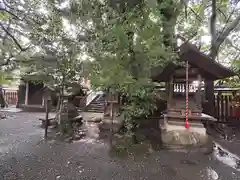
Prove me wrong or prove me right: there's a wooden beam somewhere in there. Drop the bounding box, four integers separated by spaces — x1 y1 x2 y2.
173 78 198 82
168 75 173 108
173 67 199 76
196 74 202 108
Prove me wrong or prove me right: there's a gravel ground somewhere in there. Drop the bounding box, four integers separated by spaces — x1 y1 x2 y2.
0 110 239 180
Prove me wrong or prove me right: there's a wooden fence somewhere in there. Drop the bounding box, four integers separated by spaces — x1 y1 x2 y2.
3 89 18 105
213 94 240 122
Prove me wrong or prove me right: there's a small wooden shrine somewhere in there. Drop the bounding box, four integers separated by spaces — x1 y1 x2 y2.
151 43 235 146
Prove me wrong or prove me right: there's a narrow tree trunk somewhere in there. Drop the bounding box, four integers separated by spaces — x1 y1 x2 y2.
109 100 114 146
44 99 50 138
58 96 64 134
59 74 66 134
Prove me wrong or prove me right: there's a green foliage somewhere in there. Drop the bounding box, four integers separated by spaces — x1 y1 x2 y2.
0 70 13 85
218 76 240 88
1 0 240 138
70 0 179 135
19 2 88 94
221 59 240 87
233 59 240 73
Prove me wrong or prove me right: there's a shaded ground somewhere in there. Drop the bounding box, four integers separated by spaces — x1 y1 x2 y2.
210 126 240 158
0 110 239 180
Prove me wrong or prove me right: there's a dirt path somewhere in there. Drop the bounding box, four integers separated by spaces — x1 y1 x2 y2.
0 111 239 180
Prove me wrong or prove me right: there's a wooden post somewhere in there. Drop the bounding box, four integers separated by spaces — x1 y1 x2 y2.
220 95 224 121
25 82 29 105
109 92 114 145
42 98 45 107
42 83 45 107
165 81 169 103
197 74 202 109
225 95 229 122
44 99 50 138
168 75 173 108
44 88 51 138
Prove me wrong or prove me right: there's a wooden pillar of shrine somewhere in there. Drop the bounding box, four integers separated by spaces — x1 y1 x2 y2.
24 82 29 105
196 74 202 109
168 75 173 108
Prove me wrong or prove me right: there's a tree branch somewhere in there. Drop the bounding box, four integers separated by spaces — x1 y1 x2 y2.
217 8 227 20
2 19 11 45
213 0 240 52
0 43 31 67
210 0 217 60
214 14 240 51
0 8 19 20
223 37 240 60
188 7 203 23
0 22 24 51
0 53 13 67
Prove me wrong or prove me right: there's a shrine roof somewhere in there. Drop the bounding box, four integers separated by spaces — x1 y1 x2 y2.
151 43 236 82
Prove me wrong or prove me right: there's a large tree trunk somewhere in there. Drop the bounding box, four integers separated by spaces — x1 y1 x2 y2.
206 0 240 116
205 0 217 116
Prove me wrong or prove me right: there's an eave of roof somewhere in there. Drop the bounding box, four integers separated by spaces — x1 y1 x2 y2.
151 43 236 82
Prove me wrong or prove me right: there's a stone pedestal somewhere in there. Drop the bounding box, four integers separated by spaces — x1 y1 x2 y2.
160 115 210 150
163 120 206 136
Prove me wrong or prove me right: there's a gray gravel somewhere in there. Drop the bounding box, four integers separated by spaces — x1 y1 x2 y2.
0 111 239 180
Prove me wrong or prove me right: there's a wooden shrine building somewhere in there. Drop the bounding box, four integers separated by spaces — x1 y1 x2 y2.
151 43 235 146
17 79 45 110
151 43 235 116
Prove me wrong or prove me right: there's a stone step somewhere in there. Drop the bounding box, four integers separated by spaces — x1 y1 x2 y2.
88 103 104 107
86 109 104 112
86 109 104 113
88 102 104 105
86 105 104 109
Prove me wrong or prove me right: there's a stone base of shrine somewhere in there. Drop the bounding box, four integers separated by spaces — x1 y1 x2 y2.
160 119 212 152
164 121 207 136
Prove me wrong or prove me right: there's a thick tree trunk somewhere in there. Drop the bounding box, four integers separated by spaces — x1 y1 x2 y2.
158 0 181 50
206 0 240 116
205 0 217 116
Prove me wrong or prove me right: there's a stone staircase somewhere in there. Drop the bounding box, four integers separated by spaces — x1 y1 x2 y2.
85 94 106 113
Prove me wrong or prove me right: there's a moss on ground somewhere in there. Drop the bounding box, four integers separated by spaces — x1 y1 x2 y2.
109 136 154 158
